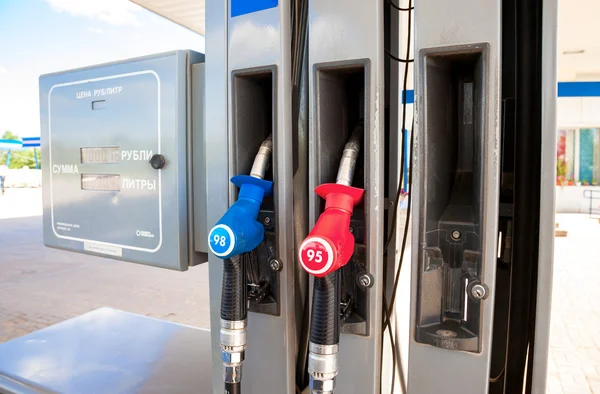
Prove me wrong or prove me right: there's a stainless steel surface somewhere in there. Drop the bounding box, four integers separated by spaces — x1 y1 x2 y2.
220 350 244 364
309 377 334 394
219 326 247 351
223 365 242 384
309 1 385 392
307 353 338 379
204 0 230 392
219 315 246 384
307 343 338 394
471 283 488 300
0 308 212 394
335 127 362 186
206 0 298 392
220 319 246 329
532 0 558 392
269 258 283 272
40 50 206 271
192 62 210 260
357 273 373 289
227 2 297 393
0 374 53 394
309 343 338 355
408 0 501 392
250 135 273 179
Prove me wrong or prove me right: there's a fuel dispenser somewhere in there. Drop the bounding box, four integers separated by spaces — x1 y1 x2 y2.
0 0 560 394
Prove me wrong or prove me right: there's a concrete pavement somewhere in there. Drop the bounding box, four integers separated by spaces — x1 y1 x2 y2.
0 189 210 344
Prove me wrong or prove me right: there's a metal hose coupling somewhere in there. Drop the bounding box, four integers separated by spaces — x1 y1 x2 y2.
308 343 339 394
336 124 363 186
220 319 247 385
250 135 273 179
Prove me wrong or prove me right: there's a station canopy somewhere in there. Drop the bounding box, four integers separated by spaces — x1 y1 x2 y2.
0 140 24 151
130 0 205 35
130 0 599 82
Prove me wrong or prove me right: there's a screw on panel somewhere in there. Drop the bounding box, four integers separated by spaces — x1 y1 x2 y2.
356 273 374 289
269 258 282 272
349 226 354 234
263 216 271 226
451 230 462 240
471 284 487 300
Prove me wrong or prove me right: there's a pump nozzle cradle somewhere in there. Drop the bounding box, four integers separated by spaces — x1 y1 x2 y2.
300 124 364 394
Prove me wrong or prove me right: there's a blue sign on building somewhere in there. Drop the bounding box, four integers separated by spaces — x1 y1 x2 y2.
231 0 278 17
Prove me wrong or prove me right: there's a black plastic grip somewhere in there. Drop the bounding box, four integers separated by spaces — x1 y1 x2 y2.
224 382 241 394
221 254 247 322
310 271 340 346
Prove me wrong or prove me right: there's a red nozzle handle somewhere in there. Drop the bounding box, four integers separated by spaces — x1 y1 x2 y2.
299 184 364 277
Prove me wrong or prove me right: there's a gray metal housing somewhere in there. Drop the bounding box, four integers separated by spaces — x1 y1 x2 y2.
0 308 212 394
39 50 207 271
205 1 299 393
531 0 558 392
308 1 385 393
408 0 502 392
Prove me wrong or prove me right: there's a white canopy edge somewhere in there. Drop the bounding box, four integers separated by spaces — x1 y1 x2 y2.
130 0 205 36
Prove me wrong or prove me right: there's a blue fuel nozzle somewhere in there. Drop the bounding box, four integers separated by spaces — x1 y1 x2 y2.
208 175 274 260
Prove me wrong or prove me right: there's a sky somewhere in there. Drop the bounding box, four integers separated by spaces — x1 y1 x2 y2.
0 0 205 138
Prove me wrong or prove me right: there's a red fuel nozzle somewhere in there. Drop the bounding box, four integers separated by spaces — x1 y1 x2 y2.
299 183 364 277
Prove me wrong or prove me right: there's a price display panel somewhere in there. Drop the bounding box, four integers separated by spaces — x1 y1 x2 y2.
40 51 206 270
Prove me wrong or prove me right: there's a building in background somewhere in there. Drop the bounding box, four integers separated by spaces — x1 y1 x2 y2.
556 82 600 213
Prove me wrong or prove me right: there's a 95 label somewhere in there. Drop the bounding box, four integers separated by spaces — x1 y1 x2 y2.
299 237 334 276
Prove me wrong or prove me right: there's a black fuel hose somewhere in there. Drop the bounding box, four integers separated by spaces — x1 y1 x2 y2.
224 382 241 394
309 271 340 346
221 254 247 322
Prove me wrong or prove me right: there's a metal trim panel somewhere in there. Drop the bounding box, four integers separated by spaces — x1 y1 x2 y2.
204 0 231 392
531 0 558 392
192 62 209 259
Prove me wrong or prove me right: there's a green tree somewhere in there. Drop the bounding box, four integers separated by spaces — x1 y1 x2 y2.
7 149 40 169
1 131 19 141
0 131 40 169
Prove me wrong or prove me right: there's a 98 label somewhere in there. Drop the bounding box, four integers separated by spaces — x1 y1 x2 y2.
208 224 235 257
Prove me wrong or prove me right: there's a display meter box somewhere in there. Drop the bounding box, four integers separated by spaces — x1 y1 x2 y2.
39 50 207 270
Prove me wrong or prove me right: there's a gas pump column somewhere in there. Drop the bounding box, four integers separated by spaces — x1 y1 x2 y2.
299 127 364 394
208 136 273 394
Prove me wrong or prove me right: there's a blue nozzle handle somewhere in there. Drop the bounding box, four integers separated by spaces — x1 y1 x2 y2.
208 175 274 260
